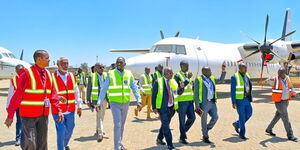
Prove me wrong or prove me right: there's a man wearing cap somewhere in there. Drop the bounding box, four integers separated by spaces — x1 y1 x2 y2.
231 63 253 140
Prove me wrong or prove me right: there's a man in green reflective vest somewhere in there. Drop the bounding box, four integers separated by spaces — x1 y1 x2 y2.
153 64 164 82
97 57 142 150
231 63 253 140
86 63 108 142
135 67 153 119
152 67 182 150
173 61 195 144
194 67 218 144
76 68 87 104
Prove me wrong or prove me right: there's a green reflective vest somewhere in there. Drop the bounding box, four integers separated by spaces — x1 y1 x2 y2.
91 72 107 101
234 72 250 100
155 71 163 80
175 71 194 102
140 73 152 95
107 69 133 103
197 75 217 103
76 72 86 84
156 78 179 110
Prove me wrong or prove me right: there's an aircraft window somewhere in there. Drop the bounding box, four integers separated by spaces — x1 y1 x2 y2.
234 62 237 67
0 54 2 59
230 61 233 67
176 45 186 55
154 45 173 53
226 61 230 66
3 53 9 57
8 53 16 58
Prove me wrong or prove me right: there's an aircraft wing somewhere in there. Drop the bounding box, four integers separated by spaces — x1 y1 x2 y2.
109 49 150 54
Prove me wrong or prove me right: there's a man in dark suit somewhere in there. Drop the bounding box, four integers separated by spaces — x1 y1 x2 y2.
152 67 182 150
231 63 253 140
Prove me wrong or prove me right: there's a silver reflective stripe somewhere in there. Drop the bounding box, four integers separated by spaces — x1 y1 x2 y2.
236 91 244 94
110 70 117 86
21 101 44 105
275 77 279 89
108 85 123 89
27 68 36 89
181 92 193 96
91 92 99 95
272 90 282 93
109 93 130 96
25 89 51 94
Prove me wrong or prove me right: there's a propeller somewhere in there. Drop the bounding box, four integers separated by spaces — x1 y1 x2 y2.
241 15 296 83
174 31 180 37
20 49 24 60
160 30 165 39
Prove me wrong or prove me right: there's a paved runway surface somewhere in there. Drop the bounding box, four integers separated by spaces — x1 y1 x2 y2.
0 79 299 150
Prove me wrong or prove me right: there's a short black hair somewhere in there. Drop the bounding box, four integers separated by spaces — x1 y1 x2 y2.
33 50 48 62
180 60 188 66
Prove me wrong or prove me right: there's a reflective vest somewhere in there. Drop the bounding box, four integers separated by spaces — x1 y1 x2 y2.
197 75 217 103
234 72 250 100
20 66 52 117
107 69 133 103
76 72 86 85
156 78 179 110
140 73 152 95
272 76 293 102
51 71 76 114
155 71 163 80
91 72 107 101
175 71 193 102
11 76 19 90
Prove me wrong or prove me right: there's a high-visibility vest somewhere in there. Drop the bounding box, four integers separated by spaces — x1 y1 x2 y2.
20 66 52 117
11 76 19 90
234 72 250 100
140 73 152 95
107 69 133 103
156 78 179 110
51 71 76 114
272 76 293 102
91 72 107 101
155 71 163 80
197 75 218 103
175 71 193 102
76 72 86 84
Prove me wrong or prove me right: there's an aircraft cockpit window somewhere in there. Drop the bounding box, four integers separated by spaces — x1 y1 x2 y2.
0 54 2 59
2 53 9 57
175 45 186 55
8 53 16 58
154 45 173 53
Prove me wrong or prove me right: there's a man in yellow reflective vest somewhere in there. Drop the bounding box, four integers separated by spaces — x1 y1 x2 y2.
97 57 142 150
173 61 195 144
194 67 218 144
76 68 87 104
152 67 182 150
87 63 108 142
231 63 253 140
135 67 153 119
153 64 164 82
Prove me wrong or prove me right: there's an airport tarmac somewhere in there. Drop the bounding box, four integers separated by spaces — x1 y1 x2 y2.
0 79 299 150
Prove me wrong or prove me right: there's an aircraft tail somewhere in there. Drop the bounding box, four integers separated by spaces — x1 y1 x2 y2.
282 8 292 41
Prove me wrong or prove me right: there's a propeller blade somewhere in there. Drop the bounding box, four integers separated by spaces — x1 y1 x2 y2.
260 54 266 84
240 31 260 44
174 31 180 37
270 30 296 45
20 49 24 60
264 15 269 43
160 30 165 39
243 50 260 59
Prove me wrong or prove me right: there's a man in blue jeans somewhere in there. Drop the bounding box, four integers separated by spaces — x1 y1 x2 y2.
173 61 195 144
6 64 24 146
52 57 82 150
231 63 253 140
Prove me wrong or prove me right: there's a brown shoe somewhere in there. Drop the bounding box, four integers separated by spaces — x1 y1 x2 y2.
97 135 103 142
146 117 152 120
134 108 138 116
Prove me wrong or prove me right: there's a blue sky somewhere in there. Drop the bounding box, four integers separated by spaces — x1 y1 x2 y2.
0 0 300 67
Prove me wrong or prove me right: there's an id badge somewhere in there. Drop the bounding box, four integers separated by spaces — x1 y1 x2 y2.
44 98 50 107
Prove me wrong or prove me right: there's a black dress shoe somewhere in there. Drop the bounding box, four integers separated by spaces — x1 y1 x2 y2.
232 123 239 134
203 138 212 144
239 136 248 140
156 139 166 145
288 137 298 142
121 145 127 150
179 139 189 144
65 146 70 150
167 145 175 150
265 130 276 136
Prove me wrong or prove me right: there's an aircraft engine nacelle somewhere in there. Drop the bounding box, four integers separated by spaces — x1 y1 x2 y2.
286 41 300 53
290 52 300 65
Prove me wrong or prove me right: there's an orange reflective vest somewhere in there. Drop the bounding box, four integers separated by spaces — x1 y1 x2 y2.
271 76 293 102
51 72 76 114
20 66 52 117
11 76 19 90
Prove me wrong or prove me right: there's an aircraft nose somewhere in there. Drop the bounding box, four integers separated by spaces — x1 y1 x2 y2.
126 54 166 78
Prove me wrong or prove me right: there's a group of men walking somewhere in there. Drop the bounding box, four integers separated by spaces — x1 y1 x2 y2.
3 49 299 150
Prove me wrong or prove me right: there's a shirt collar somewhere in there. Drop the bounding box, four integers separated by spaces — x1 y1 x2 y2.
56 70 69 77
34 64 45 72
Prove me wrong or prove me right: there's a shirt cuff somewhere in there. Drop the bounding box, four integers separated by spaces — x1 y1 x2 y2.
7 110 15 119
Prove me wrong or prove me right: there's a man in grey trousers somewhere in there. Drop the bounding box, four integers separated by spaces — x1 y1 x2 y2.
266 67 299 142
194 67 218 143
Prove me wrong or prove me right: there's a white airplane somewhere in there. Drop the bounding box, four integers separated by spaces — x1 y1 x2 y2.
110 9 300 81
0 47 31 79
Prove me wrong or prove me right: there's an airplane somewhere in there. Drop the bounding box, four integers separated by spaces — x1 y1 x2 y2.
0 47 31 79
110 9 300 82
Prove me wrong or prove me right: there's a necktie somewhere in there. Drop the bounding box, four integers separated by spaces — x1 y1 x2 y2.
166 80 173 104
41 69 45 83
